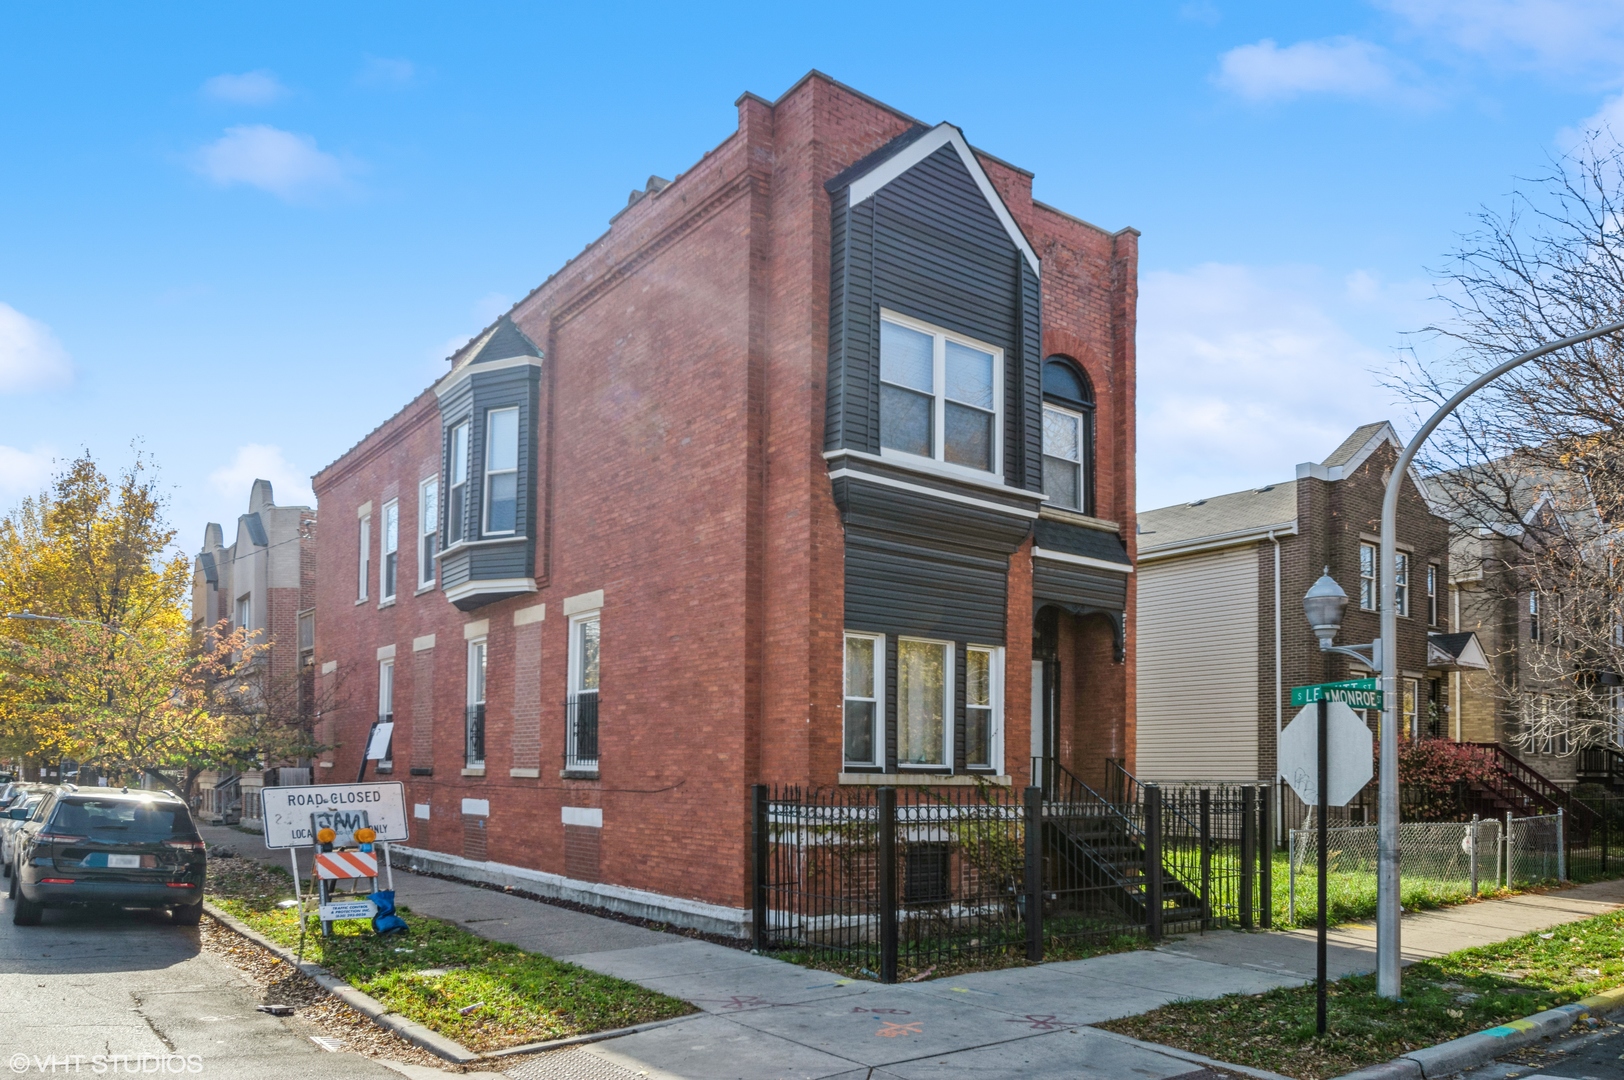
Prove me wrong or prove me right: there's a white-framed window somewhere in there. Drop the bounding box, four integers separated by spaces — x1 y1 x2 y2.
381 499 399 601
1403 677 1419 740
235 594 251 631
1427 564 1439 626
966 645 1003 772
357 514 371 602
466 638 486 767
1040 358 1094 514
448 421 470 546
878 312 1002 477
843 632 883 768
1359 543 1377 611
897 636 952 768
419 477 438 588
483 406 520 536
1394 552 1409 618
1529 590 1541 643
567 611 600 770
377 659 395 766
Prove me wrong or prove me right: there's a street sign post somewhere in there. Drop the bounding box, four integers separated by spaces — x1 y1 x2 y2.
1283 688 1378 1037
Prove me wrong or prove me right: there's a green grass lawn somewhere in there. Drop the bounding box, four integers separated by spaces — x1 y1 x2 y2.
1101 908 1624 1080
206 855 693 1052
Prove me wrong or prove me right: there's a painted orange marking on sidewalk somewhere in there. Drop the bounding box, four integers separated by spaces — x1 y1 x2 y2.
875 1021 923 1038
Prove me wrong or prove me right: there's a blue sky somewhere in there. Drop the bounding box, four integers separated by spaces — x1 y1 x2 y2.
2 1 1623 551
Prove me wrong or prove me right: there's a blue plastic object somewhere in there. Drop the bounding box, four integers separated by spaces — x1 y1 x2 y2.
370 889 408 935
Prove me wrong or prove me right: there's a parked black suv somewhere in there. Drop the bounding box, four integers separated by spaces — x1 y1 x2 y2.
7 788 206 925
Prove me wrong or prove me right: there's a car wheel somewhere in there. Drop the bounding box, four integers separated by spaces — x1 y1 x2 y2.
12 891 42 926
171 901 203 926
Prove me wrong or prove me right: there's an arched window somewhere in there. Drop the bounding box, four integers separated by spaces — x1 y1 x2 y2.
1041 357 1094 514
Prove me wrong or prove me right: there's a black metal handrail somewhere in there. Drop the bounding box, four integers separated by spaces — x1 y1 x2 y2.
566 693 599 770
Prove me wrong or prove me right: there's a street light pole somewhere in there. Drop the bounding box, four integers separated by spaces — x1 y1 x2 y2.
1374 318 1624 1000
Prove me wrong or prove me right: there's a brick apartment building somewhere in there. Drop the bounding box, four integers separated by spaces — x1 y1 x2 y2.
312 73 1138 933
190 479 317 823
1135 422 1485 793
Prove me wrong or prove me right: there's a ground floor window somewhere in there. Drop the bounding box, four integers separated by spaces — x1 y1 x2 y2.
898 637 951 767
843 632 882 767
965 646 1002 771
466 638 486 767
1403 678 1419 740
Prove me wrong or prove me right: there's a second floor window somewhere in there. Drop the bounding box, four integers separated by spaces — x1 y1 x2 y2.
381 500 399 600
357 514 371 601
1427 564 1439 626
484 407 519 535
1359 543 1377 611
419 478 438 588
235 594 251 630
1394 552 1409 617
448 421 469 545
1529 590 1541 643
878 314 1000 475
1041 358 1095 514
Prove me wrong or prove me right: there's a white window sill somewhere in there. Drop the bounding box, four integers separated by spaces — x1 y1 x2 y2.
509 768 540 778
460 766 486 777
1038 504 1121 532
437 535 530 559
319 761 334 769
375 763 393 774
355 598 369 606
839 772 1011 787
878 447 1002 488
415 583 436 596
378 597 396 610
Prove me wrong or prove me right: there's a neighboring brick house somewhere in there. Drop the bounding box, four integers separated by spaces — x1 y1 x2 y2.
311 72 1138 934
190 479 317 824
1134 422 1483 793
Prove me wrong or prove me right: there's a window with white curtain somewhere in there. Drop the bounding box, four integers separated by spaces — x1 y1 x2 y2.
897 637 951 767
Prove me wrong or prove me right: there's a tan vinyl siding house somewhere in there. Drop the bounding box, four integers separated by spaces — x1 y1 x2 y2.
1136 545 1260 781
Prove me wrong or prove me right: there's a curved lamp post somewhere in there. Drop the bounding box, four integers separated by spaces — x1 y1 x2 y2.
1373 318 1624 999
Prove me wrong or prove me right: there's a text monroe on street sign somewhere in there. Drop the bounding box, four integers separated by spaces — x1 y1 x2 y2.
1290 678 1384 710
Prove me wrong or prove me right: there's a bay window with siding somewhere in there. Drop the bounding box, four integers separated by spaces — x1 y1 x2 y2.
483 406 519 535
897 637 951 768
878 313 1001 476
447 421 469 546
965 646 1001 772
842 633 882 768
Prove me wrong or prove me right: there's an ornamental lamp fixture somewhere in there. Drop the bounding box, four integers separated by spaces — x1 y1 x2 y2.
1303 568 1350 651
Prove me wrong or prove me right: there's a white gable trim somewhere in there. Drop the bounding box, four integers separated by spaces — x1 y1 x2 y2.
848 123 1040 277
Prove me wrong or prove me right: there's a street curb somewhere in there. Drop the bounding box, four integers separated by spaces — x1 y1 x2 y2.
1332 985 1624 1079
203 901 483 1064
1085 1026 1297 1080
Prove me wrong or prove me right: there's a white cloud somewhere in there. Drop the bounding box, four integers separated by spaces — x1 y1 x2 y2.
1559 91 1624 150
200 70 289 105
0 445 54 500
1378 0 1624 72
1216 37 1403 102
0 302 72 393
1136 264 1429 511
207 444 315 512
357 56 415 89
192 125 351 200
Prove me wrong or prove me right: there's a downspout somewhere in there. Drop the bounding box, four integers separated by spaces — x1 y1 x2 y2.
1270 529 1283 846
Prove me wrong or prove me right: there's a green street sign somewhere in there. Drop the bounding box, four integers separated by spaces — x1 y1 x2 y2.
1290 678 1384 710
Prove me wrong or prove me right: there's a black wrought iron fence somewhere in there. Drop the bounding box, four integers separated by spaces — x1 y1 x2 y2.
754 775 1275 981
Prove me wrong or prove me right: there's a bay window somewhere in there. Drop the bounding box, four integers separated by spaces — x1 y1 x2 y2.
448 421 469 545
843 633 882 767
878 314 1000 475
484 407 519 535
897 637 951 768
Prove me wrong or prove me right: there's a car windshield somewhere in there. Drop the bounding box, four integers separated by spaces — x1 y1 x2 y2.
50 799 195 840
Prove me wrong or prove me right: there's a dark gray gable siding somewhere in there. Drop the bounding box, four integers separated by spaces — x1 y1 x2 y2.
1032 561 1128 612
826 142 1041 492
1033 519 1132 566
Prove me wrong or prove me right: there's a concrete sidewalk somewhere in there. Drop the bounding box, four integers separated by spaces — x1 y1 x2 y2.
198 824 1624 1080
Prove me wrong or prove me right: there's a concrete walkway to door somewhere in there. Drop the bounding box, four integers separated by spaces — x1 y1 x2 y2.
197 824 1624 1080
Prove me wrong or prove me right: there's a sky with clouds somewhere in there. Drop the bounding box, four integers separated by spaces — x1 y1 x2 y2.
1 1 1622 553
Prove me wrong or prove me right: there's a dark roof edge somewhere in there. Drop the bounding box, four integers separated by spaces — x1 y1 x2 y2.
1032 199 1136 240
824 124 932 193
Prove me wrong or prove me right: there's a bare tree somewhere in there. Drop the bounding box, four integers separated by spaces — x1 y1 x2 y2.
1393 129 1624 754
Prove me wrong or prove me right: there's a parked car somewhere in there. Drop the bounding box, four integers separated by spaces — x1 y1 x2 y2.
8 788 206 926
0 790 52 877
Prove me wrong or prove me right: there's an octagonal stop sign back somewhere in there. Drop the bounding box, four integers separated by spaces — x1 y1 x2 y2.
1278 700 1375 806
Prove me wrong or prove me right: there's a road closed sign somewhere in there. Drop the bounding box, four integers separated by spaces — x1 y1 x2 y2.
260 781 410 850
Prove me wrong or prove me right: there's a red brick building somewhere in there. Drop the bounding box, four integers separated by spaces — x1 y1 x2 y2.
312 73 1138 934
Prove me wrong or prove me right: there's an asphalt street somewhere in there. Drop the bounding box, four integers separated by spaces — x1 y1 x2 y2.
0 891 408 1080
